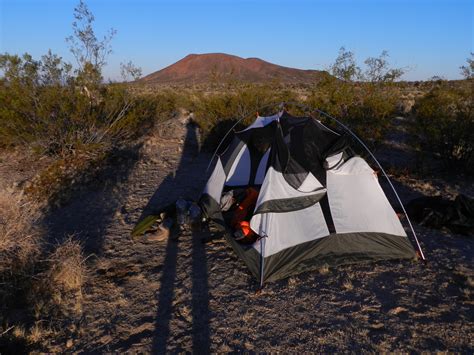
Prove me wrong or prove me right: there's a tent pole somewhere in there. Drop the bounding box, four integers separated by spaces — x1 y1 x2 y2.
259 236 266 289
276 101 425 260
205 115 248 172
313 108 426 261
205 103 280 172
203 100 425 261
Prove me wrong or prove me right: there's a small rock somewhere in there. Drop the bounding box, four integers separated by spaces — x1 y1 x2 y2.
177 305 192 323
370 323 385 330
388 306 408 315
244 342 254 350
66 339 73 348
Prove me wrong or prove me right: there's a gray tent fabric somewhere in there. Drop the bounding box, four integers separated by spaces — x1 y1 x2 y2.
199 111 416 283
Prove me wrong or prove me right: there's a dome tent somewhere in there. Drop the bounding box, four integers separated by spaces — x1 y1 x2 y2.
199 109 420 285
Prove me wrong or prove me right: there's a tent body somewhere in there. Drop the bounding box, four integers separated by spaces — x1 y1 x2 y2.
199 111 415 283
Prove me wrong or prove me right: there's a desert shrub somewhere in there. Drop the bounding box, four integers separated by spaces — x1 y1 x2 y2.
0 52 178 205
345 84 399 146
412 85 474 173
306 79 400 148
329 47 405 83
24 144 108 204
191 85 297 150
459 52 473 79
0 56 162 157
0 0 179 205
309 47 405 148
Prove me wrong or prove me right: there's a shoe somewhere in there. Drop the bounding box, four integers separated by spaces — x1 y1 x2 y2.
147 217 173 242
147 225 170 242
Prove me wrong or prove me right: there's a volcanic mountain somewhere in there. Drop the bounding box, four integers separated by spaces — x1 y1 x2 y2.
140 53 329 85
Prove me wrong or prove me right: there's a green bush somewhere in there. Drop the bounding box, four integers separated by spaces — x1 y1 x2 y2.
306 79 400 148
0 57 160 156
185 80 401 152
0 52 179 204
412 84 474 173
190 85 297 150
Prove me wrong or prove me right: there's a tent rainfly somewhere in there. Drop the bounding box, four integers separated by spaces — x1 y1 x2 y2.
199 110 418 285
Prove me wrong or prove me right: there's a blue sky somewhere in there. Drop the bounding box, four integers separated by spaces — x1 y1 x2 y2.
1 0 472 81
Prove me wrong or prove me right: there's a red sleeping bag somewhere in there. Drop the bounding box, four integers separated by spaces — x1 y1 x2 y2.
231 187 259 242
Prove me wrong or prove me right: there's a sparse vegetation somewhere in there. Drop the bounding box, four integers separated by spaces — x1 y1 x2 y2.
411 82 473 173
0 189 87 350
310 47 407 147
329 47 405 83
1 0 473 351
0 0 178 205
306 79 400 148
459 52 474 79
0 189 42 305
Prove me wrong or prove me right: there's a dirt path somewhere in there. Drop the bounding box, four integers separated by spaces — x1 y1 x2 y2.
39 114 474 352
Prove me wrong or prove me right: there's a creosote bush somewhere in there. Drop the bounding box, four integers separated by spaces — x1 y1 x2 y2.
0 54 160 156
190 85 298 150
0 52 179 204
412 84 473 173
0 0 179 206
306 78 400 148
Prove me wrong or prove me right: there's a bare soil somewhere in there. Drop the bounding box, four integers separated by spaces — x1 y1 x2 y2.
2 114 473 352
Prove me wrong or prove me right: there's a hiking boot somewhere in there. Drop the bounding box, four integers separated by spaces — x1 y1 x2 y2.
147 217 173 242
147 225 170 242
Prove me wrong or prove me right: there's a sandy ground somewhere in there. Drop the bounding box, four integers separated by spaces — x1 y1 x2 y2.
3 114 474 352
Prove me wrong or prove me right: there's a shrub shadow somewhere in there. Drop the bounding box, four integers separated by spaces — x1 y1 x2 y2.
41 143 143 254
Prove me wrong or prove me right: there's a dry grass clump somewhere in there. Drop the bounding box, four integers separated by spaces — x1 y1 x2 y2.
319 264 330 275
47 237 86 294
0 188 45 351
0 189 87 349
33 236 87 319
342 278 354 291
0 189 42 301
